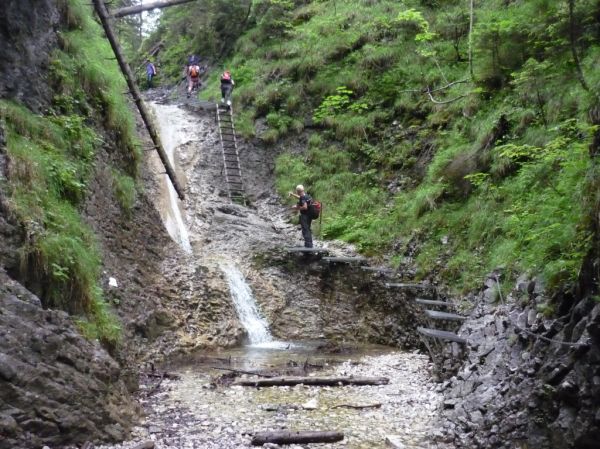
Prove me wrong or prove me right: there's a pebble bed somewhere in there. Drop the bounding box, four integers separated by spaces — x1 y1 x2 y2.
98 351 448 449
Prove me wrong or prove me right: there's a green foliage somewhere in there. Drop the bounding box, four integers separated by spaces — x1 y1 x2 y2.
1 100 122 343
112 169 137 213
154 0 600 296
53 0 141 174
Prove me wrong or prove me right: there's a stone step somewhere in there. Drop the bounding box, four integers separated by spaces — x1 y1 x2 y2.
424 310 466 321
417 327 466 344
415 298 452 308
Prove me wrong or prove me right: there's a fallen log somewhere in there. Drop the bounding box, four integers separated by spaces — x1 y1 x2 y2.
235 376 389 387
209 366 274 378
332 402 382 409
251 430 343 445
111 0 198 18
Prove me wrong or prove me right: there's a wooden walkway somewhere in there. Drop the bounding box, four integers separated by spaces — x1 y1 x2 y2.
216 104 244 203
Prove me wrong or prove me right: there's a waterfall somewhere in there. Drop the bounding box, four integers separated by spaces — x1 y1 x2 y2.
220 263 273 345
148 102 192 253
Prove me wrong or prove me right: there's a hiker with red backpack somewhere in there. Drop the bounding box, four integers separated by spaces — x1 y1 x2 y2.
220 70 235 106
187 63 202 97
289 184 321 248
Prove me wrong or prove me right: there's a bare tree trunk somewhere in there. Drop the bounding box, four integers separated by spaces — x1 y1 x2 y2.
568 0 591 92
468 0 474 80
112 0 197 18
93 0 185 200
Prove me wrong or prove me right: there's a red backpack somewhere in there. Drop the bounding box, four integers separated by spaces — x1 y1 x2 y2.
308 199 321 219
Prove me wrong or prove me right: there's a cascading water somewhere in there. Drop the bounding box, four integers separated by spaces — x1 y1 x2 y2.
220 263 273 345
148 103 192 253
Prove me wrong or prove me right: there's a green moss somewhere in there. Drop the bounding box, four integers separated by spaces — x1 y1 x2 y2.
159 0 598 297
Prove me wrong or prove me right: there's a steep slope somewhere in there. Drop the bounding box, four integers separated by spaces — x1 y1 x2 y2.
0 1 177 447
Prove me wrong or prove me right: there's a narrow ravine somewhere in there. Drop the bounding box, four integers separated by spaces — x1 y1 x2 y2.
98 94 449 449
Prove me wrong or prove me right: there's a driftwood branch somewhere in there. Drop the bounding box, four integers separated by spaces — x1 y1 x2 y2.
235 376 389 387
251 431 344 446
92 0 185 200
111 0 198 18
426 87 467 105
429 78 470 93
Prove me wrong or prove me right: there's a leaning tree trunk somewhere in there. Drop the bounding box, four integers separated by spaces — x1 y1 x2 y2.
112 0 198 18
92 0 185 200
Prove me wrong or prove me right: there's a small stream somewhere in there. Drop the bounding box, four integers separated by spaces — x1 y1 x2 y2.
100 97 450 449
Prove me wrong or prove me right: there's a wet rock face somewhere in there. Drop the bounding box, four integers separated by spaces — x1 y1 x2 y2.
436 293 600 449
0 0 58 111
253 251 427 348
0 270 138 449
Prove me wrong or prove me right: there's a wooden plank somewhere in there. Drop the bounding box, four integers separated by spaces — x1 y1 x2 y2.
424 310 466 321
384 282 434 290
415 298 452 307
360 266 397 274
322 256 367 265
417 327 466 344
287 247 329 254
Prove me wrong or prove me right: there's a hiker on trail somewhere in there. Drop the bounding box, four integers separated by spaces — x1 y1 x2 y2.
220 70 235 106
187 63 202 97
145 60 157 88
289 184 313 248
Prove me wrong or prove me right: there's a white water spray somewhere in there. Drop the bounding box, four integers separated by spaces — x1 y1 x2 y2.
148 103 192 253
220 263 273 345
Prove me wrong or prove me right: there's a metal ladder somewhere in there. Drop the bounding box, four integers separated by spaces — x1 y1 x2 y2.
216 104 245 204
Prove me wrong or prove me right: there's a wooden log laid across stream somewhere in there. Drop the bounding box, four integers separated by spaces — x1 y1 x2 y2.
321 256 367 265
286 247 330 254
251 430 344 445
235 376 389 387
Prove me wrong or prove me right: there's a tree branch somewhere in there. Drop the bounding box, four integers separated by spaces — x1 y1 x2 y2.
426 87 468 104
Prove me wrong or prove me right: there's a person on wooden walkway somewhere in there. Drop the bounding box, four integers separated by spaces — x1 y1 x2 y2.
289 184 313 248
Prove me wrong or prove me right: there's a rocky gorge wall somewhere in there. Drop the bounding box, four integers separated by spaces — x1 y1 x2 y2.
0 270 138 449
0 1 192 447
434 279 600 449
250 249 429 348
